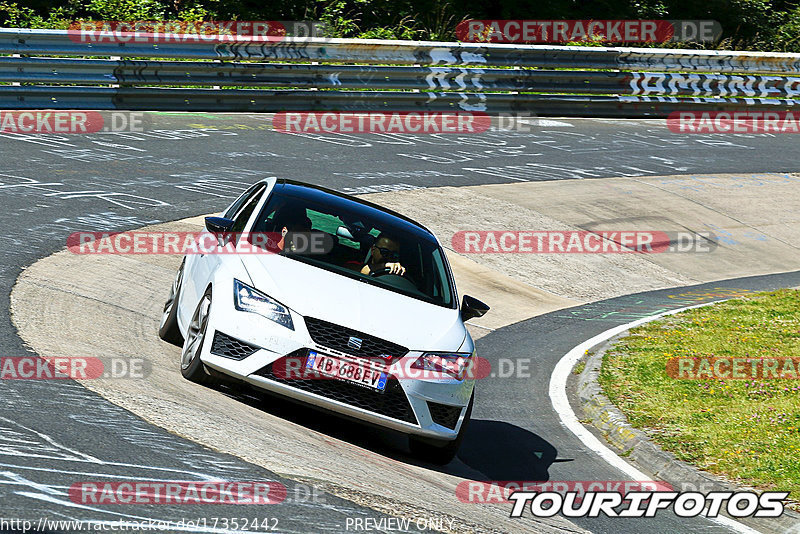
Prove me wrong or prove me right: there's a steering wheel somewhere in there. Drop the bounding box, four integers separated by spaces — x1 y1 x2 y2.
369 266 398 277
368 266 424 296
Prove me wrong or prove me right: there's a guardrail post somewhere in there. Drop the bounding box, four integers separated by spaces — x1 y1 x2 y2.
11 53 20 86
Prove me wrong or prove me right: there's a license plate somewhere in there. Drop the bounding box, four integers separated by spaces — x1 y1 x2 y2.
306 350 387 392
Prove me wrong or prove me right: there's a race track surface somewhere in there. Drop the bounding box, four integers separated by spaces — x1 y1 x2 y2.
2 114 799 533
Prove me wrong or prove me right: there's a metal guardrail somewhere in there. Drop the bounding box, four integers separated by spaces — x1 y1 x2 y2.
1 28 800 115
3 85 797 116
5 56 800 98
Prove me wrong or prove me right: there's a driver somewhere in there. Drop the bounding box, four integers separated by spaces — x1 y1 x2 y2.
360 234 406 276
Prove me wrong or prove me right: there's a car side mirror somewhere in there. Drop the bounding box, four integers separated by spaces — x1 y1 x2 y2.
205 216 235 234
461 295 489 322
205 216 235 247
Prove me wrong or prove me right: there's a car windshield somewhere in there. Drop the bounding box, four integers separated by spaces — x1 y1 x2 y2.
251 183 455 308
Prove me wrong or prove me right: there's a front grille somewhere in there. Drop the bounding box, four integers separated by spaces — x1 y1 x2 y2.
427 402 463 430
255 353 417 425
210 331 259 360
304 317 408 362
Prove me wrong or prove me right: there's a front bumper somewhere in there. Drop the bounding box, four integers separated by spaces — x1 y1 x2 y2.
199 293 474 440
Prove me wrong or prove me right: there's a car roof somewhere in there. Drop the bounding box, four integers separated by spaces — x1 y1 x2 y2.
272 179 435 239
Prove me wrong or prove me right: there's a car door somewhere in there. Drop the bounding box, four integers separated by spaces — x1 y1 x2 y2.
181 183 268 327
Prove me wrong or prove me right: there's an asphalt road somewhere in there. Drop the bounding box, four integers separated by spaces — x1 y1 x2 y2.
471 271 800 534
1 113 799 532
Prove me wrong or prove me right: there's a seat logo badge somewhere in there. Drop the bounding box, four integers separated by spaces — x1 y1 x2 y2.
347 337 363 350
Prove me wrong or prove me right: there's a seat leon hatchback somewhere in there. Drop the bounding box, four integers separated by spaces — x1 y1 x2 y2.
159 178 489 464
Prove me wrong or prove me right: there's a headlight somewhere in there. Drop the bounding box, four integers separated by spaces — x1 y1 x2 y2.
411 352 473 380
233 279 294 330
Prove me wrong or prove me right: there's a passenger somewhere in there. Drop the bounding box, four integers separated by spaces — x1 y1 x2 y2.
277 212 312 253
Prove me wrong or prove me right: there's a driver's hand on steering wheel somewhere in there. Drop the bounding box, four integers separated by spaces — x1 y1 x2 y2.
384 262 406 276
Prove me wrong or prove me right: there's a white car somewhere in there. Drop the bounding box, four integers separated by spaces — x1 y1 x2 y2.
158 178 489 464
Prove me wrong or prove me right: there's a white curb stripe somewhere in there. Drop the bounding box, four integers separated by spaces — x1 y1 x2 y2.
549 302 762 534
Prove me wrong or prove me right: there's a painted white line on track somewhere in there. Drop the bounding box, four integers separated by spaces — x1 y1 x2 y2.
548 302 762 534
521 119 574 127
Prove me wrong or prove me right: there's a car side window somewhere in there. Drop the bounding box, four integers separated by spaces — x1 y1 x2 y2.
224 183 263 219
230 184 267 234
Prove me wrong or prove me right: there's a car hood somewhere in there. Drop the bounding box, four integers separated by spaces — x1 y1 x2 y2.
239 254 466 352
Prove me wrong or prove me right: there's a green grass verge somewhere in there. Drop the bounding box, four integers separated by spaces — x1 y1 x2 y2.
598 289 800 496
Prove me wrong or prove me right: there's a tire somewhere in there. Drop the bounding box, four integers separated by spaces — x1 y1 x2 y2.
409 392 474 465
158 258 185 346
180 287 214 384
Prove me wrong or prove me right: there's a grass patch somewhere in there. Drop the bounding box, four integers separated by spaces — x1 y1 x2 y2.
599 289 800 496
573 360 587 375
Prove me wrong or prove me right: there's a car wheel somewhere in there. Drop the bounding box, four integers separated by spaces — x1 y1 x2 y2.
180 287 213 384
409 392 474 465
158 258 185 346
